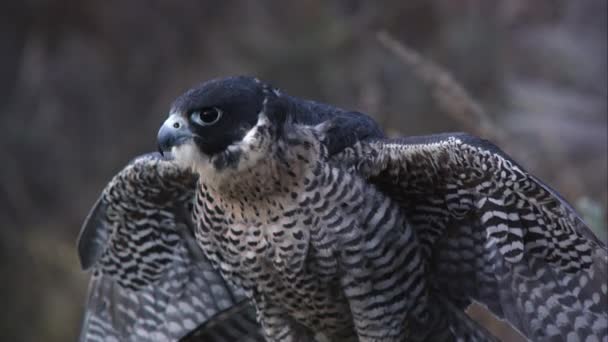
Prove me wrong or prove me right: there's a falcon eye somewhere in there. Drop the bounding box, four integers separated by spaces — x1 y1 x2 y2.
190 107 222 126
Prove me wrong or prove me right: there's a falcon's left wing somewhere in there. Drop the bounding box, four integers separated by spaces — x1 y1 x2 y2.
77 153 263 341
334 133 607 341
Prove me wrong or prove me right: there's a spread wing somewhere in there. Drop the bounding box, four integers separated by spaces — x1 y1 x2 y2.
77 152 263 341
334 133 607 341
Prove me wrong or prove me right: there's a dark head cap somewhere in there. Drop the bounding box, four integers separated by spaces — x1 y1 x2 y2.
159 76 273 156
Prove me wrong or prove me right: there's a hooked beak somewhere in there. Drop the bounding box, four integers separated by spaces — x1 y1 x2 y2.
157 114 193 156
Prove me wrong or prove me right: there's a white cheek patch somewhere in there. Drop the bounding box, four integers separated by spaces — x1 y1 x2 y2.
172 141 209 173
172 114 276 184
241 114 269 145
230 114 272 171
198 113 275 181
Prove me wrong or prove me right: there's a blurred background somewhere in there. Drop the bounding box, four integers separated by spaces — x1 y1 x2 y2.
0 1 606 341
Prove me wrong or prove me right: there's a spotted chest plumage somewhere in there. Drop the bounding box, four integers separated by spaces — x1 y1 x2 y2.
188 116 429 341
190 128 354 338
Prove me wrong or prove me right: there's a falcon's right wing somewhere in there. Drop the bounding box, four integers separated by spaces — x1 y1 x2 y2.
334 133 607 341
77 152 263 341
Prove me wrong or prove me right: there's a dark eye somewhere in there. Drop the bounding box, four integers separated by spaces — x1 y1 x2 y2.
190 107 222 126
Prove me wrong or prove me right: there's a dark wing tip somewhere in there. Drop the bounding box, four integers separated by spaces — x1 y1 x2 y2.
77 196 108 270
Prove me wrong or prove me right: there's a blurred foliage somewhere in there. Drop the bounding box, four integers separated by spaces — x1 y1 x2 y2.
577 197 608 243
0 1 605 341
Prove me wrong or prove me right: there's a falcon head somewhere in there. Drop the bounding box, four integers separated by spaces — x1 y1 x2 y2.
157 76 384 178
157 76 292 175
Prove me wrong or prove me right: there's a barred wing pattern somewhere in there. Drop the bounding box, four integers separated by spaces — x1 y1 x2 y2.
77 153 262 341
334 133 608 341
181 301 262 342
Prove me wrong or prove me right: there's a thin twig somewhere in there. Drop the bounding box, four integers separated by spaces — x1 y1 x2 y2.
376 31 506 144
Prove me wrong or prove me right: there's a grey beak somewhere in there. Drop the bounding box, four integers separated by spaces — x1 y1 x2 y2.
157 114 193 155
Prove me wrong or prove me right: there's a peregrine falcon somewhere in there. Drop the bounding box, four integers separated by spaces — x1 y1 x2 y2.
79 76 607 341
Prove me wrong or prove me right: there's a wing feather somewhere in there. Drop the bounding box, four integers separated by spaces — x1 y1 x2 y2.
78 153 261 341
334 133 607 341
